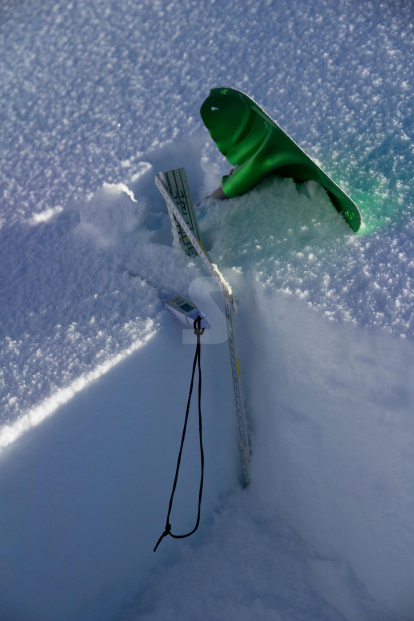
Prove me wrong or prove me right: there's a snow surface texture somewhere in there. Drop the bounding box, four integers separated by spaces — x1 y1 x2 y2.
1 0 414 619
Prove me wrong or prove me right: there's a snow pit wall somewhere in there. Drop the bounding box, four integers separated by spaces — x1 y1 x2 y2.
242 283 414 619
0 313 240 621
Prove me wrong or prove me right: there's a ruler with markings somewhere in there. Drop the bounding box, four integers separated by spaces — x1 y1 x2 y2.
162 168 201 258
156 169 251 487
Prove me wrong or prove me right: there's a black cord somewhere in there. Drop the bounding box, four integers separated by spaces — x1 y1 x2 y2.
154 316 205 552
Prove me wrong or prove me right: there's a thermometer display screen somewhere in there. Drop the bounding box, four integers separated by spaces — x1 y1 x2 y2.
179 303 193 313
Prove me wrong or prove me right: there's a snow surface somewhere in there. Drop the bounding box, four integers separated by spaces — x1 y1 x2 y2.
1 0 414 619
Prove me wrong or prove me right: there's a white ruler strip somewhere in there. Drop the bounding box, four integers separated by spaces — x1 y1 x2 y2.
156 171 251 487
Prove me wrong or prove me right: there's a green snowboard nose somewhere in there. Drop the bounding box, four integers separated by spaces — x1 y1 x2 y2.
200 87 361 232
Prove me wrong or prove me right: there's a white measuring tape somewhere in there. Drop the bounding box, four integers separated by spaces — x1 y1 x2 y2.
155 169 251 487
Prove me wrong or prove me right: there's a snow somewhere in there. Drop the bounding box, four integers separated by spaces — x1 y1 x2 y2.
1 0 414 619
126 491 352 621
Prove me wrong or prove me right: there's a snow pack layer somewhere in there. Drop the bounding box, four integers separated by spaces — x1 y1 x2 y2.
202 175 414 336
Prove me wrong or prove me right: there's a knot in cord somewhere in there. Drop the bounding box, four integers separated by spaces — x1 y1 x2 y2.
153 523 171 552
193 316 205 338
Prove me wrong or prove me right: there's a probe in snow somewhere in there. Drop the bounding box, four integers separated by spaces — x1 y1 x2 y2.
154 316 205 552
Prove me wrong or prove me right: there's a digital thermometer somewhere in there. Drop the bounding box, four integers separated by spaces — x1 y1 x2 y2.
164 295 210 329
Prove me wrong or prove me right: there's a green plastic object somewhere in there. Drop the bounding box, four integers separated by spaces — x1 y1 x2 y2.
200 87 361 232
